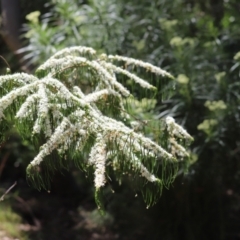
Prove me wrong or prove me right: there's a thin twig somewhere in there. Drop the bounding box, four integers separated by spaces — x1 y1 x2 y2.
0 181 17 201
0 55 11 70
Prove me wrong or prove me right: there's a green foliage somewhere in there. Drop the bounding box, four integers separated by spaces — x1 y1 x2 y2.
0 203 28 240
0 46 192 209
4 0 240 237
19 0 125 66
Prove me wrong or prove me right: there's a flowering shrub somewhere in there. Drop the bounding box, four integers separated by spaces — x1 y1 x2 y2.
0 46 193 208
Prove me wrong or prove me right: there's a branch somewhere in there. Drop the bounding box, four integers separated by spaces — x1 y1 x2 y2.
0 181 17 201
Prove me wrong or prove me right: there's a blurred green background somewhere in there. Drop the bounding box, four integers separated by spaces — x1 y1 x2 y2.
1 0 240 239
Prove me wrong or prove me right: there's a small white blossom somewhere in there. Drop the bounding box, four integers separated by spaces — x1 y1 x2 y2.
101 61 156 90
88 137 107 189
33 119 41 134
166 116 193 141
31 118 71 166
108 55 174 79
49 46 96 60
16 94 39 119
84 89 120 103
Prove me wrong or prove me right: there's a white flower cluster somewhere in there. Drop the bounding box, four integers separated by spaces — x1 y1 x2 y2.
0 73 37 88
100 61 156 90
165 117 193 158
166 117 193 141
0 46 193 199
16 93 39 118
49 46 97 60
88 135 107 189
38 56 130 97
0 81 39 121
31 118 71 165
30 109 86 166
84 89 121 103
108 55 174 79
